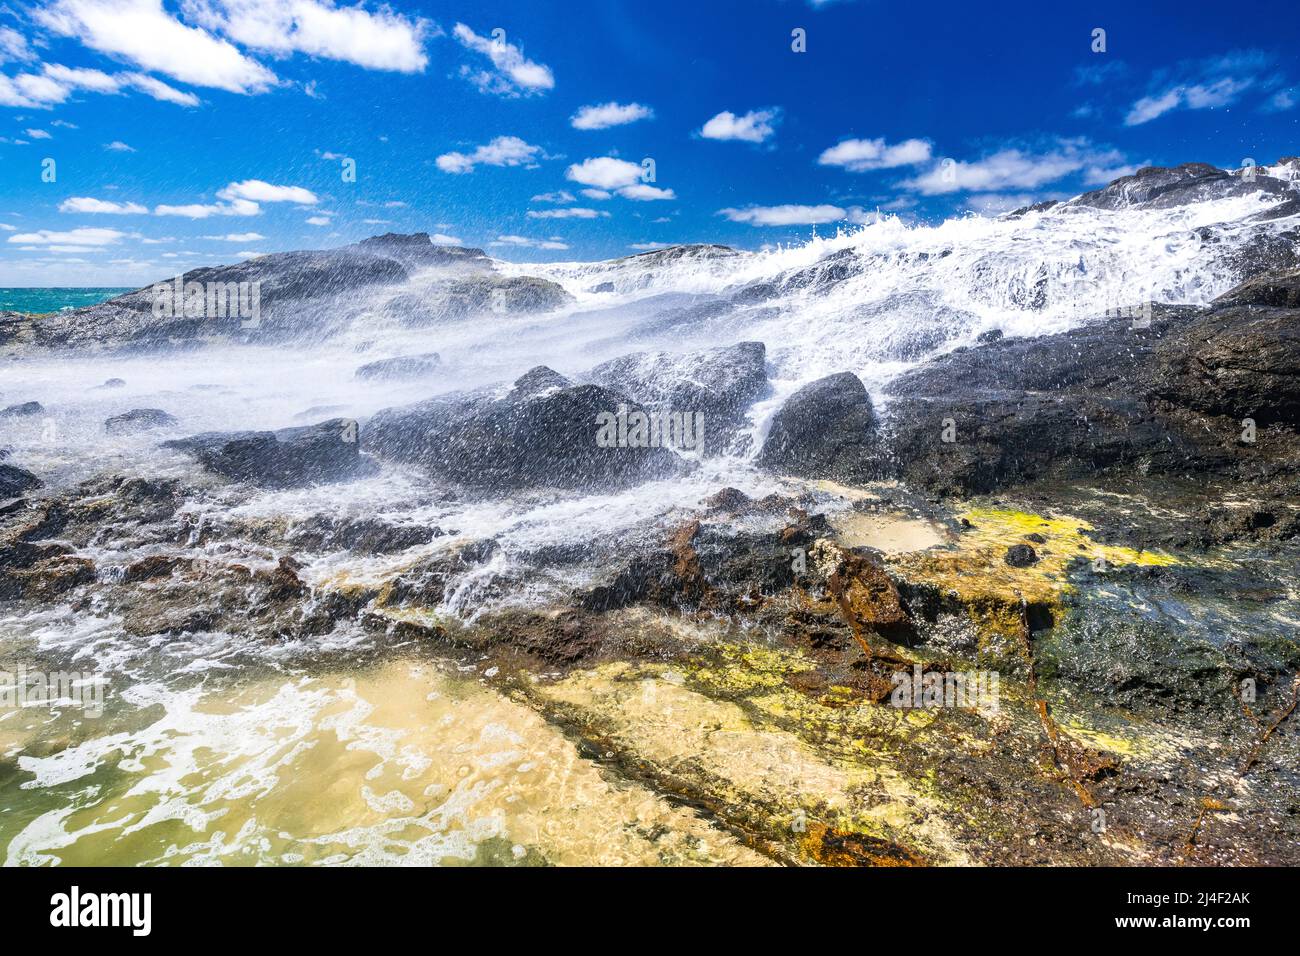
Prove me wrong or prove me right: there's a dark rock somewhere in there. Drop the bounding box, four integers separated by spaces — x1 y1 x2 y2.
98 378 126 389
509 365 571 399
105 408 178 435
286 515 443 555
1213 267 1300 309
587 342 768 453
0 463 41 498
355 353 441 381
389 275 573 328
163 418 372 487
1004 544 1038 567
757 372 880 481
1 401 42 417
591 282 615 293
1153 307 1300 425
976 329 1004 344
365 371 687 492
1070 162 1292 210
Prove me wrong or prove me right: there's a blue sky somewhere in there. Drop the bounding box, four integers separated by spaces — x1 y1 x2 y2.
0 0 1297 285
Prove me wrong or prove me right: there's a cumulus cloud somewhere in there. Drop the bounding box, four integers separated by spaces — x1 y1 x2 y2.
571 101 652 130
699 108 779 143
818 137 932 171
155 200 258 218
8 226 125 252
59 196 148 214
531 190 575 203
182 0 431 72
565 157 673 201
718 204 846 226
201 231 264 241
490 234 568 250
453 23 553 96
436 135 542 173
35 0 276 94
526 207 608 219
618 183 675 201
218 179 319 204
0 61 199 108
900 140 1130 195
105 140 136 151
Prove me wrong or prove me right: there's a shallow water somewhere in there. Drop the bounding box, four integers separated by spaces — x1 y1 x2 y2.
2 189 1298 865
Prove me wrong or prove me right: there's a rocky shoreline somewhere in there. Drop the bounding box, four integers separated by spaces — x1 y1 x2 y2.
2 162 1299 865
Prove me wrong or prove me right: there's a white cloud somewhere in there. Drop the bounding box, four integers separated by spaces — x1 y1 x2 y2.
526 207 608 219
566 156 642 190
437 135 542 174
59 196 148 214
491 234 568 250
36 0 276 94
122 71 199 105
155 198 259 218
453 22 553 96
305 215 330 225
901 140 1129 195
1264 89 1296 113
0 27 34 63
719 204 846 226
1124 52 1271 126
629 242 670 250
8 226 125 248
963 193 1041 216
699 108 779 143
618 183 676 201
430 233 463 245
0 61 199 108
182 0 431 72
818 137 932 172
25 128 51 139
571 101 652 130
581 188 611 200
201 231 264 241
531 190 575 203
218 179 318 204
105 140 136 152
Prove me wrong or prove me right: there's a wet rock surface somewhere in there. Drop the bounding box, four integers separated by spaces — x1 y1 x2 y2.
365 369 687 491
163 418 372 487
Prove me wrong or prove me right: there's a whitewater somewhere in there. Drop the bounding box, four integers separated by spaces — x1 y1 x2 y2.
0 185 1296 865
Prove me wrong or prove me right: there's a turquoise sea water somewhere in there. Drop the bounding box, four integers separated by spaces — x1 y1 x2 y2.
0 287 131 313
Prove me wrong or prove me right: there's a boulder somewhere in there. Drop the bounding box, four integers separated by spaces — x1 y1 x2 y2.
757 372 880 480
1 401 42 417
0 463 40 498
365 369 686 491
105 408 178 435
586 341 768 453
163 418 372 487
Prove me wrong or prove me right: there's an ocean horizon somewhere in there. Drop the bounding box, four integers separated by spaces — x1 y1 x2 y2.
0 287 132 313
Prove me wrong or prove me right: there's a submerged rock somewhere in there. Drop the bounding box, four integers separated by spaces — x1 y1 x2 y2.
758 372 880 481
355 352 441 381
1 401 43 417
365 369 687 491
105 408 178 435
163 418 372 487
